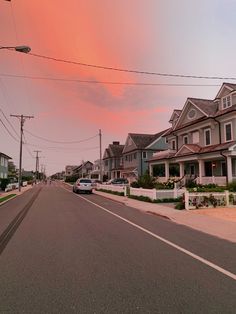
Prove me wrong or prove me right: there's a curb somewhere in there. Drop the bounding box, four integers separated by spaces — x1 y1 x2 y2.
0 186 32 207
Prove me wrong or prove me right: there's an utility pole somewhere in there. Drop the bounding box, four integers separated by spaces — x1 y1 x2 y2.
34 150 41 183
99 129 102 181
10 114 34 192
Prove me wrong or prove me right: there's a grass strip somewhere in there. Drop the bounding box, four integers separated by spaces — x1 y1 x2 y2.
0 194 17 203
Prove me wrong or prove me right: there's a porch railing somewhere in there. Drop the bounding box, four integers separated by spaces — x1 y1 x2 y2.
196 176 227 186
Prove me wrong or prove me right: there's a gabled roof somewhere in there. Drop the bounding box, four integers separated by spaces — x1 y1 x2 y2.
169 109 182 122
128 133 156 149
188 98 217 116
215 82 236 99
73 161 93 172
109 144 124 157
0 152 11 159
175 144 201 157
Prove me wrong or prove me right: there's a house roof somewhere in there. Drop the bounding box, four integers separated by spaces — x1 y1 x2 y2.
149 141 236 161
0 152 11 159
109 144 125 157
188 98 218 116
128 129 167 150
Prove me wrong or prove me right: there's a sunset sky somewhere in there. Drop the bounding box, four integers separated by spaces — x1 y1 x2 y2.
1 0 236 175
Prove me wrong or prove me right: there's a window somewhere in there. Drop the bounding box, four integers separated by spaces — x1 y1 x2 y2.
188 109 196 120
133 153 137 159
225 122 232 142
171 140 176 150
192 131 199 144
183 135 188 145
222 96 231 109
204 128 211 146
142 151 147 159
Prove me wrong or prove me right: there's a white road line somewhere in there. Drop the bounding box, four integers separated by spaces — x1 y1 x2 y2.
61 185 236 281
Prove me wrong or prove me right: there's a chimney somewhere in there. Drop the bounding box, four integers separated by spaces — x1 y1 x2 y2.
112 141 120 145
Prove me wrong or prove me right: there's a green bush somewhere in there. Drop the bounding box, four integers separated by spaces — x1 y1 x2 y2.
0 178 10 191
175 196 185 210
227 181 236 192
133 173 156 189
65 176 78 183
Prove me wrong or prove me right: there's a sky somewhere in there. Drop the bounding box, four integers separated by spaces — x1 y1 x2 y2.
1 0 236 175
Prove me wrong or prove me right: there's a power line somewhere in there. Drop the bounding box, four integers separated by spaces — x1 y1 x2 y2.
0 117 19 142
24 129 98 144
0 107 19 138
0 73 221 87
26 52 236 81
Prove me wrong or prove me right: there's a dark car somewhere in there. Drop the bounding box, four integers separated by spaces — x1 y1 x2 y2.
108 178 129 185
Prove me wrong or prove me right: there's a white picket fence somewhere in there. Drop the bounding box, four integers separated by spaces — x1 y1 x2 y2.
185 190 236 210
97 184 185 200
130 187 185 200
96 184 125 194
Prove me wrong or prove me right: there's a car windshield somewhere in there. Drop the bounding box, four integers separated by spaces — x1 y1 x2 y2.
79 179 92 183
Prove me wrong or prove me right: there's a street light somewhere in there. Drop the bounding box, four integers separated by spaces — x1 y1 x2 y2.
0 45 31 53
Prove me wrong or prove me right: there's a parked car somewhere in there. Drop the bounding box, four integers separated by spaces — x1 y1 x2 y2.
73 179 93 194
107 178 129 185
91 179 102 187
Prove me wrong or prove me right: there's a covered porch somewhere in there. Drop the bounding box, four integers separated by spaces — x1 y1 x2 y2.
149 154 236 186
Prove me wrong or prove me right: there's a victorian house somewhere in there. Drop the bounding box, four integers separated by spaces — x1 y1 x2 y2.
103 141 124 180
121 131 167 181
148 83 236 186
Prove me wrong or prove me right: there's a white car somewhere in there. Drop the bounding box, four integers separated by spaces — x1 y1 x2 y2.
73 179 93 194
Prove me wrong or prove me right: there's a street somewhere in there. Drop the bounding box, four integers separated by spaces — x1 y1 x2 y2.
0 182 235 313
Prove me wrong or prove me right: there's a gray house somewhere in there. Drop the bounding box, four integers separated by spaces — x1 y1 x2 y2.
103 142 124 180
148 82 236 185
73 161 93 178
0 152 11 180
121 131 168 181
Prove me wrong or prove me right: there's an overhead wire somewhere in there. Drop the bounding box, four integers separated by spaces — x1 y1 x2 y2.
26 52 236 81
24 129 99 144
0 106 19 139
0 116 19 142
0 73 221 87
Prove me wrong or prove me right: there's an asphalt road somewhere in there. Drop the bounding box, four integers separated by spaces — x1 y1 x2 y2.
0 181 235 313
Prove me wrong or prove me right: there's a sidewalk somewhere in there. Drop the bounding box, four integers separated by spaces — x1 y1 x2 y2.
0 184 33 205
94 190 236 243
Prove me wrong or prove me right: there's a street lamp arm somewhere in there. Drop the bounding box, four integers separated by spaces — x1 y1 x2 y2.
0 45 31 53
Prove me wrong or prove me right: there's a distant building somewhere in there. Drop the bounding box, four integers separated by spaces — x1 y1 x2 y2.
65 165 79 177
73 161 93 178
103 141 124 180
0 152 11 180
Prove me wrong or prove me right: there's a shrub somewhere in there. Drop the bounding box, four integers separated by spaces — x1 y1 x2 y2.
136 173 156 189
65 176 78 183
227 181 236 192
174 196 185 210
0 178 10 191
128 194 180 203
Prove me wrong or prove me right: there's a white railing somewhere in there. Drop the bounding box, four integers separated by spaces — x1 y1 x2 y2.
96 184 125 194
196 176 227 186
130 187 157 200
130 187 185 200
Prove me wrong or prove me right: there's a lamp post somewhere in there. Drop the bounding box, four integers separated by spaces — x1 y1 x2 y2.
0 45 31 53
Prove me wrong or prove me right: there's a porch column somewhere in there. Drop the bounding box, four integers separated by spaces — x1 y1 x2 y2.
179 162 184 178
149 164 153 176
165 161 169 181
198 159 204 184
227 156 233 183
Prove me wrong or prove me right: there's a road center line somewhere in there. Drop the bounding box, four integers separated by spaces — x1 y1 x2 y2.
61 185 236 281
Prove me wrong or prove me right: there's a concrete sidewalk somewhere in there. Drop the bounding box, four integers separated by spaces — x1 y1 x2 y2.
0 184 33 205
94 190 236 243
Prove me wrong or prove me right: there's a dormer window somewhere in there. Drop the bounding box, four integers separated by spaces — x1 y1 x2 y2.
222 95 231 109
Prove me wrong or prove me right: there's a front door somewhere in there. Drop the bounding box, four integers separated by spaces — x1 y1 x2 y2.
205 161 212 177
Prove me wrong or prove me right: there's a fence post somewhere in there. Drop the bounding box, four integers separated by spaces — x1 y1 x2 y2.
124 186 127 197
225 190 229 206
174 184 178 199
153 188 157 200
185 190 189 210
